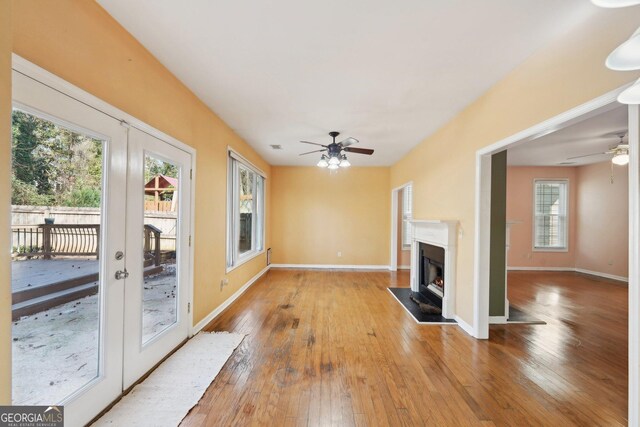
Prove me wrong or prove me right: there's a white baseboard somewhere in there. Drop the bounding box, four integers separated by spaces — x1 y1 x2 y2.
489 316 508 324
574 268 628 283
270 263 390 270
454 315 476 337
507 266 574 272
190 265 270 335
508 266 628 283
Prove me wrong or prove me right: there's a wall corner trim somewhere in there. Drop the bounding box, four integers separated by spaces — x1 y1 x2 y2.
190 265 270 336
454 315 478 338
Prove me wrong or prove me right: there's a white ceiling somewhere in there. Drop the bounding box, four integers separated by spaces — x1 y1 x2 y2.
97 0 597 166
507 106 628 167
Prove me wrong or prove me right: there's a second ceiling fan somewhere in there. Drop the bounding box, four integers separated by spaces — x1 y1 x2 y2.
299 131 374 169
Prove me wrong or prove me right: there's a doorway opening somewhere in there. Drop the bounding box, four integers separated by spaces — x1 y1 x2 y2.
473 87 638 424
390 182 412 271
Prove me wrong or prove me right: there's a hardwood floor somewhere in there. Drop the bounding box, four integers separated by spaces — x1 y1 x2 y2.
182 269 628 426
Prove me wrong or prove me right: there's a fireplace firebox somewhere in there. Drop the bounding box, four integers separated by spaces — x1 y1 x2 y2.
418 242 445 308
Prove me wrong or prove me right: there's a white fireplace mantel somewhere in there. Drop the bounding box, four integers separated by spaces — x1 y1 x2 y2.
409 220 458 319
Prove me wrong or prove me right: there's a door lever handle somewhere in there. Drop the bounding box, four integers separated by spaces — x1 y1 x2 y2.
115 269 129 280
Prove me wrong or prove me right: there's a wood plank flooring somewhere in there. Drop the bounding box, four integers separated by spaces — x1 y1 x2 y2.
182 269 628 426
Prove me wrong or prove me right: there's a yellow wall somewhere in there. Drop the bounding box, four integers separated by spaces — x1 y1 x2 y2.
1 0 272 399
0 0 11 406
390 9 640 325
271 167 390 266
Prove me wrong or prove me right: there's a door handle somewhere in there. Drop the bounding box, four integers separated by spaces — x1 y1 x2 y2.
115 269 129 280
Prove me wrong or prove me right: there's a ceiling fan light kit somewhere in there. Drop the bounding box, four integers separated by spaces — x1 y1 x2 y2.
591 0 640 7
300 131 374 170
606 27 640 71
618 77 640 104
613 153 630 165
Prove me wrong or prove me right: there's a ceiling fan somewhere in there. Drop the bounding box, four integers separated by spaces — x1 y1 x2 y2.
299 131 374 169
567 134 629 165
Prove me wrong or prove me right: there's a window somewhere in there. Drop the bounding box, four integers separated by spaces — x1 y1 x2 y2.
401 184 413 249
227 150 265 269
533 180 568 251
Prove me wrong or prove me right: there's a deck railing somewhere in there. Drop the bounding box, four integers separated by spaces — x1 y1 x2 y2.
144 224 163 266
12 223 166 265
11 224 100 259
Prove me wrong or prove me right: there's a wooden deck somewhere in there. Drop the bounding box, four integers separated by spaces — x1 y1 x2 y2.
182 269 627 426
12 259 98 292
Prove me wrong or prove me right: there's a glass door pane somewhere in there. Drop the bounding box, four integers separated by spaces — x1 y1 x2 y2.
142 155 179 344
238 166 254 254
11 109 104 405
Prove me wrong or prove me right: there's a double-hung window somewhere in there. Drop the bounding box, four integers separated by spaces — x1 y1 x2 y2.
227 150 265 269
401 184 413 249
533 179 568 251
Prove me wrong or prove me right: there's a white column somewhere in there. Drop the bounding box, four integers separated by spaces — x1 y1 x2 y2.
628 103 640 427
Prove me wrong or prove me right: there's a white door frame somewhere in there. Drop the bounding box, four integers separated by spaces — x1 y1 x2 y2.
472 83 639 425
390 181 412 271
11 55 198 422
11 54 197 337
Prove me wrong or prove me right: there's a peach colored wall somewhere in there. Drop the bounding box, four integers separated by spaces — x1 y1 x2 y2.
389 9 640 325
575 162 628 278
397 188 411 268
506 167 578 268
507 163 629 279
0 0 11 405
8 0 271 332
271 167 390 266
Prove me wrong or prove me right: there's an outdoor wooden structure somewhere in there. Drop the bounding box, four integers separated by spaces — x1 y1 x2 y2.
144 174 178 212
12 224 100 259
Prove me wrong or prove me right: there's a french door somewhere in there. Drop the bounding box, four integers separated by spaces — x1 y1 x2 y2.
11 69 192 426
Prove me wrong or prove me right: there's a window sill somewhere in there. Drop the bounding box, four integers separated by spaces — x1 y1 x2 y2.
226 249 265 274
532 247 569 253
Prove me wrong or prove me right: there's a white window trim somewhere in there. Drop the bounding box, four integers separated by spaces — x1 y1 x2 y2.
401 185 413 250
532 178 569 253
226 148 266 273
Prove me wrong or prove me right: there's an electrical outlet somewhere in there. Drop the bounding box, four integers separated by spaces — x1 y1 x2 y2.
337 251 342 257
220 278 229 291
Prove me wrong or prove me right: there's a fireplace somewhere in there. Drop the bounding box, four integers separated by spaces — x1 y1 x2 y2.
419 243 445 308
409 220 457 319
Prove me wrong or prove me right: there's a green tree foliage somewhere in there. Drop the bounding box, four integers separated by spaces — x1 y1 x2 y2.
11 110 103 207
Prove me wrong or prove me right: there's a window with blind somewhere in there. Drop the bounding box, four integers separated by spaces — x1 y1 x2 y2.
401 185 413 249
533 180 568 251
227 150 265 269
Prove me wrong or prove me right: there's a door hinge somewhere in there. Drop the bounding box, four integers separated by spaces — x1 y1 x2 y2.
189 235 192 246
188 302 191 313
190 169 193 180
120 120 130 129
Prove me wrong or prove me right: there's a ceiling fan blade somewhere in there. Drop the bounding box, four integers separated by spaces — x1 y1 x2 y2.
300 140 327 147
344 147 374 155
567 152 607 160
299 149 327 156
338 137 359 147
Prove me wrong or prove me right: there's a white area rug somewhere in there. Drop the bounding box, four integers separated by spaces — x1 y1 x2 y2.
94 332 244 427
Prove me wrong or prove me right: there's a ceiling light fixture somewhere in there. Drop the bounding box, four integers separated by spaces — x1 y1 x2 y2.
317 154 329 168
327 163 339 170
339 155 351 168
618 77 640 104
591 0 640 7
612 152 630 165
328 155 340 166
606 27 640 70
